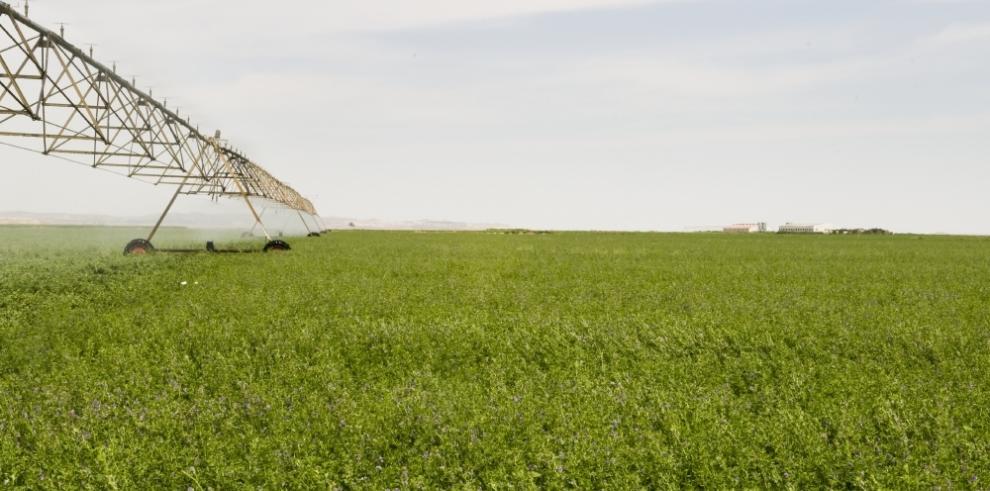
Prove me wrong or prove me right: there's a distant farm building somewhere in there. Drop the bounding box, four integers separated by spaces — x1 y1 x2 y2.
723 223 767 233
778 223 834 234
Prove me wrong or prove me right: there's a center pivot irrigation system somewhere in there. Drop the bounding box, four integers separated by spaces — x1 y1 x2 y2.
0 2 325 254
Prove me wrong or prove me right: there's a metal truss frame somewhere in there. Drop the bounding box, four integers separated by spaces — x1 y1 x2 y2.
0 2 325 250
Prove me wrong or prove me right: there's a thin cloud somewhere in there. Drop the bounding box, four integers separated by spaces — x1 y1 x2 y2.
33 0 671 34
923 22 990 45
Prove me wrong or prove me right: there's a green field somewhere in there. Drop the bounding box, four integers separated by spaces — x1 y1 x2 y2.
1 226 989 488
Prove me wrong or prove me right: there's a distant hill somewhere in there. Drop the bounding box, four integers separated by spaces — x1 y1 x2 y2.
321 216 507 231
0 211 508 231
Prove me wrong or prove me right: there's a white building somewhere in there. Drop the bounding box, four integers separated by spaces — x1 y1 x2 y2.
778 223 834 234
723 223 767 233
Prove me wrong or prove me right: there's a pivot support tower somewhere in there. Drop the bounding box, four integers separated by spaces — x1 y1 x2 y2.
0 2 325 252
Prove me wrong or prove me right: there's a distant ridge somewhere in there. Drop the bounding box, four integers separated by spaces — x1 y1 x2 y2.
0 211 509 231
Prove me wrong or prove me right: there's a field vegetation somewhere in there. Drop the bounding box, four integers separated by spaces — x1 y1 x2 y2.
1 226 989 488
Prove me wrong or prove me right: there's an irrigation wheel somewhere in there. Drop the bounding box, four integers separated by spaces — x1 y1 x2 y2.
124 239 155 256
263 240 291 253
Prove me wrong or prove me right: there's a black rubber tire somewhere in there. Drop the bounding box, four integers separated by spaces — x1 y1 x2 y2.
263 240 291 253
124 238 155 256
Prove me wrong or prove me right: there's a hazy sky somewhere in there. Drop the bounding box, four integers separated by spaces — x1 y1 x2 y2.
1 0 989 233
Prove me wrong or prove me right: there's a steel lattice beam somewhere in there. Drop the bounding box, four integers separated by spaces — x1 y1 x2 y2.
0 2 318 216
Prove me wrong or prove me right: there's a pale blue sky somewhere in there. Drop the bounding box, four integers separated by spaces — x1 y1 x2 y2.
1 0 989 233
